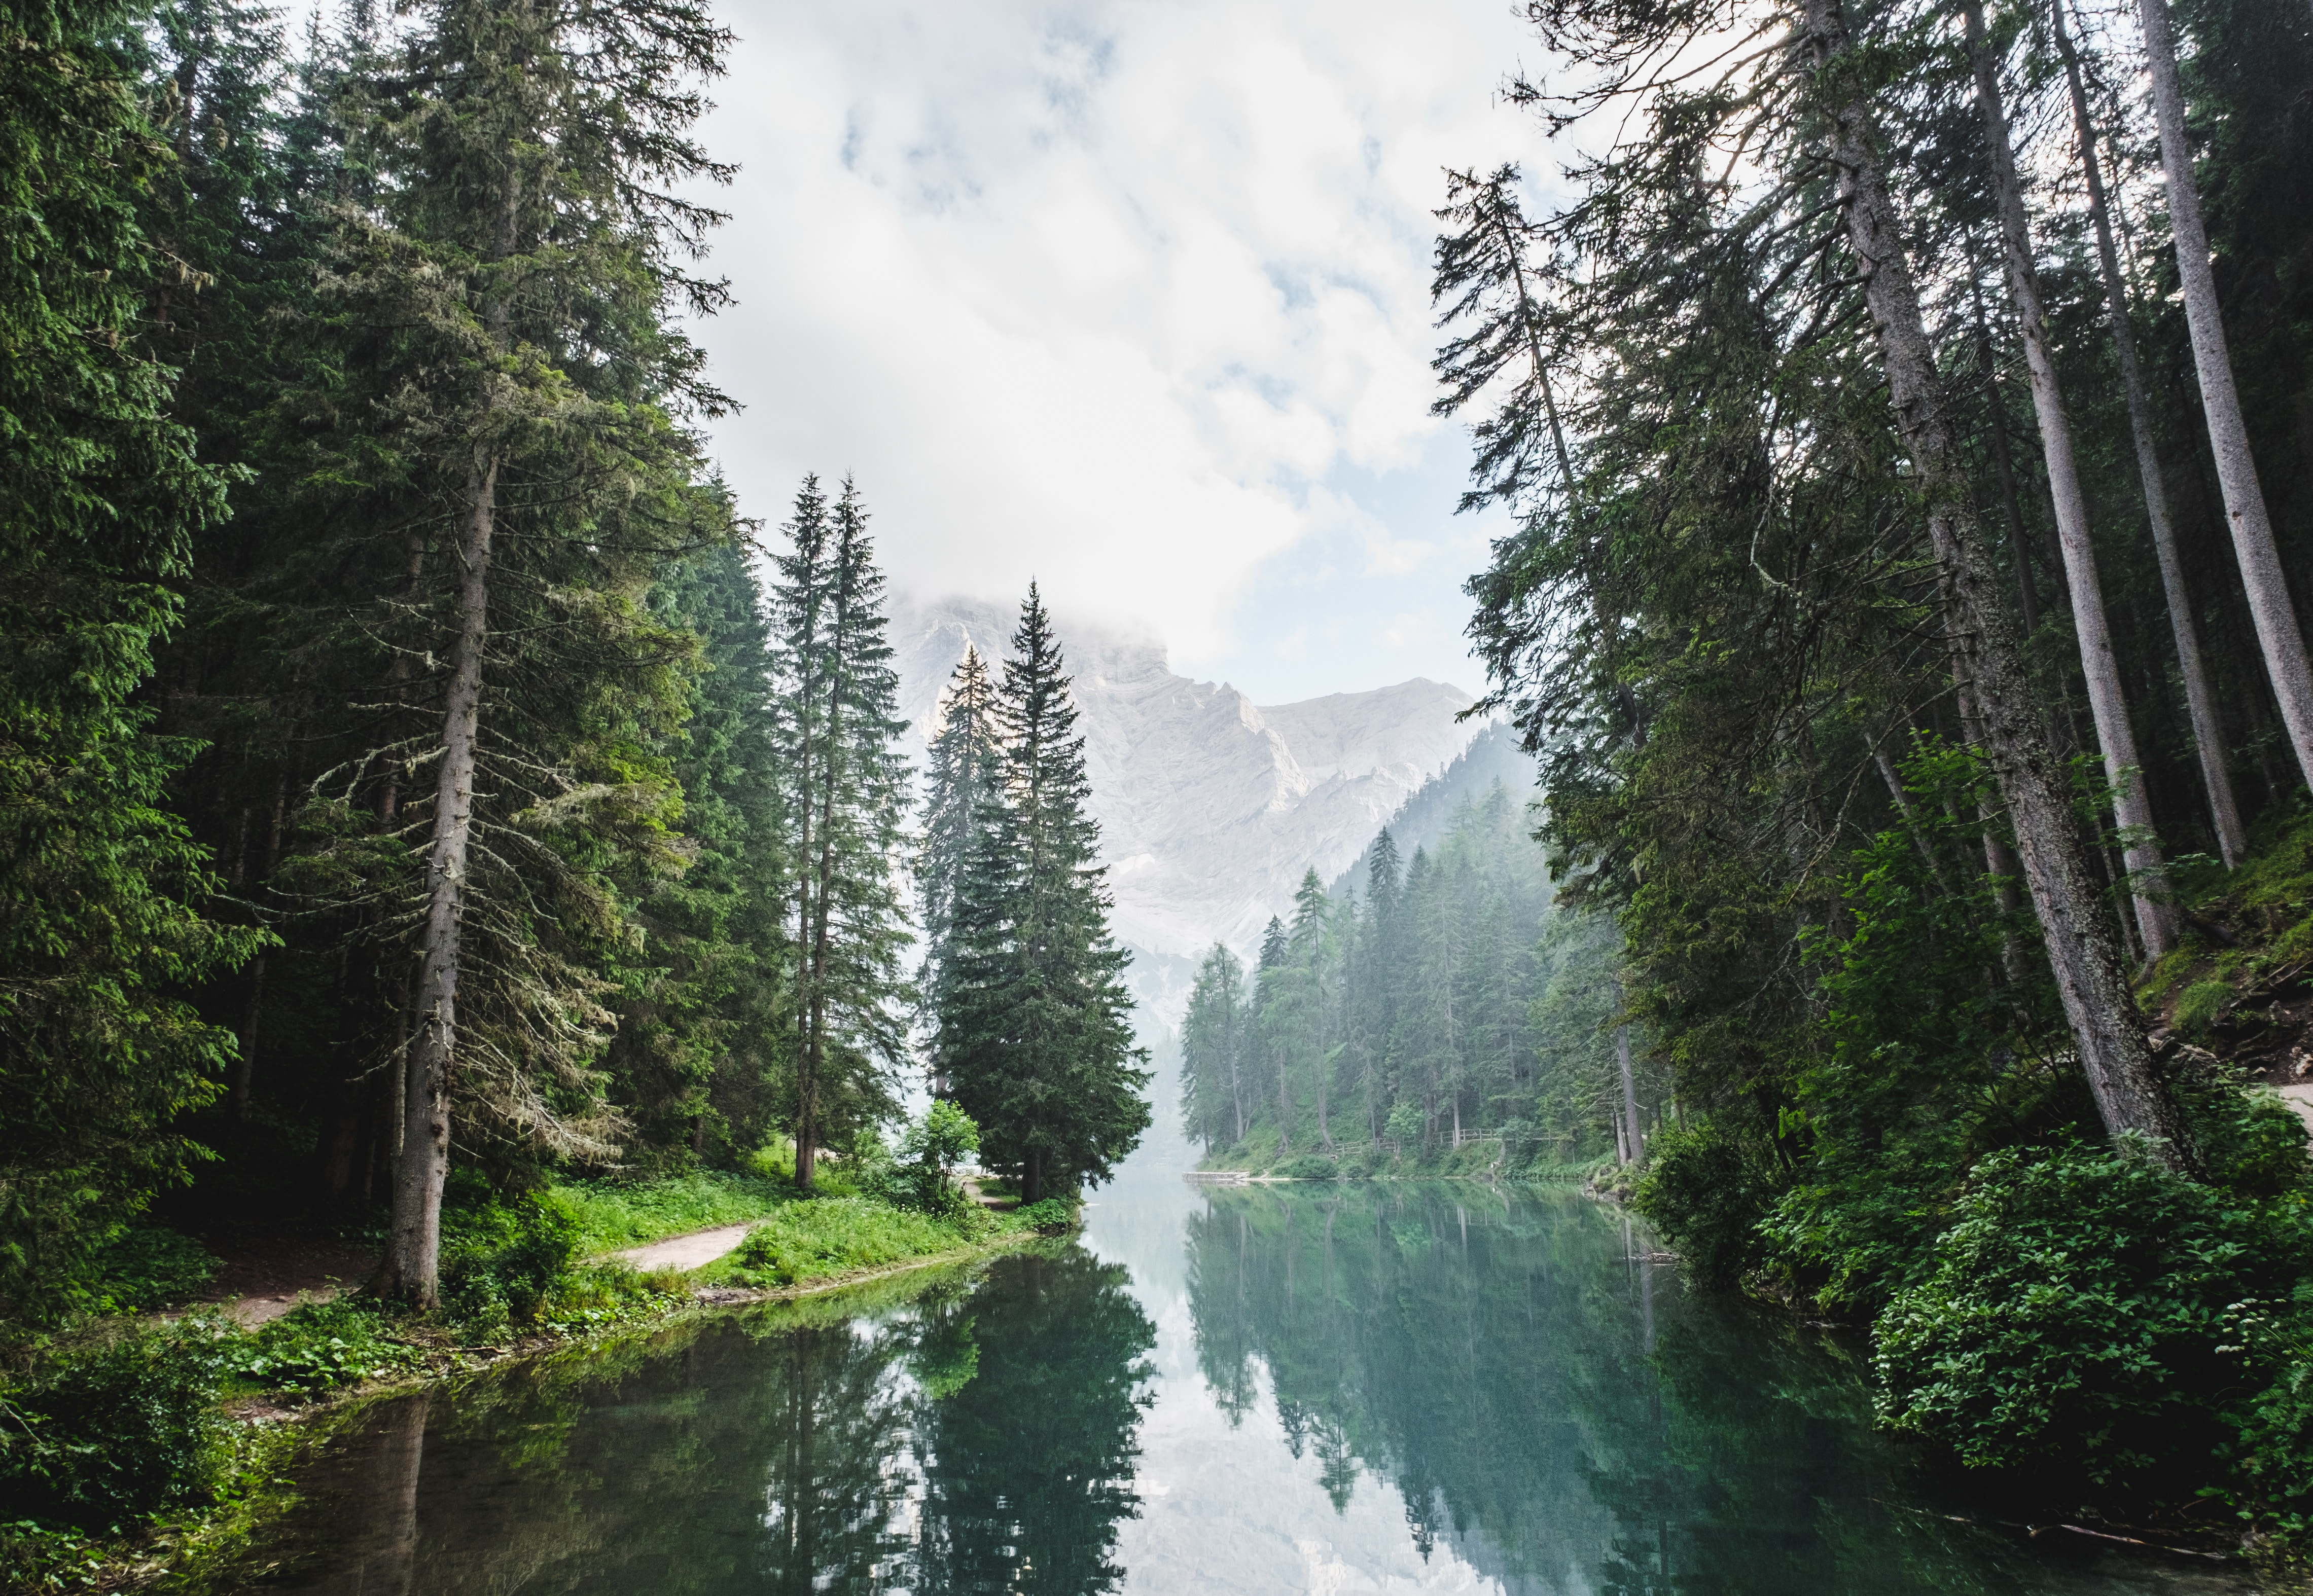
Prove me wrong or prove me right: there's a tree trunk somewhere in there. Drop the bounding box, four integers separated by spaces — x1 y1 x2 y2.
378 454 498 1305
1965 0 2175 958
2052 0 2246 867
2134 0 2313 793
1967 268 2042 639
1801 0 2191 1169
1616 1024 1643 1165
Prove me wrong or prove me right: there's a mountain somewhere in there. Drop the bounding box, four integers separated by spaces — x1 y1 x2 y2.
1327 722 1542 899
888 596 1483 1019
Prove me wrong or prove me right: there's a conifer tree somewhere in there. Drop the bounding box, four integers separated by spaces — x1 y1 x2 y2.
915 645 1002 1082
345 0 738 1302
1180 942 1250 1150
0 0 257 1317
614 534 791 1161
939 586 1150 1202
772 477 914 1190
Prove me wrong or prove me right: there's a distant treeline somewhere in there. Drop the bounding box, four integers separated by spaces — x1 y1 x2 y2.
1179 784 1660 1170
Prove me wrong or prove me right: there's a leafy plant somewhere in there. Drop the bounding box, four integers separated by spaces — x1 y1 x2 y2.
1873 1139 2311 1491
717 1199 967 1289
0 1322 228 1528
219 1298 421 1394
90 1226 219 1313
1014 1199 1078 1234
440 1193 583 1334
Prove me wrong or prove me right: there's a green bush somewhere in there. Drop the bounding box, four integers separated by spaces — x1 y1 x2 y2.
219 1298 422 1394
90 1227 219 1313
2175 979 2234 1037
0 1323 227 1529
1274 1155 1338 1180
1632 1121 1772 1288
1873 1139 2309 1491
1015 1198 1078 1233
440 1192 582 1333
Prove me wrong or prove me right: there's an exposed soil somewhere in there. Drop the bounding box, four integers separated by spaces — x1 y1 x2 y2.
180 1222 378 1326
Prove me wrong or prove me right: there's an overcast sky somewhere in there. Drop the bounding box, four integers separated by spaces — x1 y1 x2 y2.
691 0 1554 706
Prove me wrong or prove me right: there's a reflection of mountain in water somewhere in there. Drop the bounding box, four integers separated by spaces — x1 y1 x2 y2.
1181 1185 2076 1596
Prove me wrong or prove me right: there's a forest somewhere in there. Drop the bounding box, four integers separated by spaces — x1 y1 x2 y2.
0 0 1148 1567
1179 780 1661 1176
1435 0 2313 1541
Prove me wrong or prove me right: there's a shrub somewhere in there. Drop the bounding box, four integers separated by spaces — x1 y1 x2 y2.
1873 1139 2309 1491
440 1192 582 1333
0 1323 227 1528
1632 1121 1772 1288
90 1227 219 1313
552 1170 791 1254
219 1298 422 1395
2175 979 2234 1037
1274 1155 1338 1180
1015 1199 1078 1234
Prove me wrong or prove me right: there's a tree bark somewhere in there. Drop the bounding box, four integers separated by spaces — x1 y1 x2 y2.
378 453 497 1305
2133 0 2313 793
1965 0 2175 958
1616 1024 1643 1165
2052 0 2246 867
1800 0 2192 1168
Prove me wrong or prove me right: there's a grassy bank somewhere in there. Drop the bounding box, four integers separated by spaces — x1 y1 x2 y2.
0 1178 1069 1594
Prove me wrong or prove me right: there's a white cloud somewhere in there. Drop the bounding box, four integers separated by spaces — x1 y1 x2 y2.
692 0 1545 696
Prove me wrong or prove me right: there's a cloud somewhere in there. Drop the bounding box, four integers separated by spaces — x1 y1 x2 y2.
692 0 1542 687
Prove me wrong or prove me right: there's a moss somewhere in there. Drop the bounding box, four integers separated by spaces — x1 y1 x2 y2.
2176 980 2236 1036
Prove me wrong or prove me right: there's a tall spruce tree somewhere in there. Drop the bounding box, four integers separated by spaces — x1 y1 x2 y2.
1180 942 1250 1151
915 645 1002 1086
939 587 1150 1202
771 477 914 1191
0 0 258 1318
347 0 737 1302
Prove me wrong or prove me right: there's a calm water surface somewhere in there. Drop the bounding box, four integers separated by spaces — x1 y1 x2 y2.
232 1165 2256 1593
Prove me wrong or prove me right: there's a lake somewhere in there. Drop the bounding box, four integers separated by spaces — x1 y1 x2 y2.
228 1163 2254 1593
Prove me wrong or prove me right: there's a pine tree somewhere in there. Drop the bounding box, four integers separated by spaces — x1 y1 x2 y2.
1180 942 1250 1151
773 477 914 1190
916 644 1002 1085
346 0 737 1301
0 0 258 1318
613 533 791 1163
939 586 1150 1203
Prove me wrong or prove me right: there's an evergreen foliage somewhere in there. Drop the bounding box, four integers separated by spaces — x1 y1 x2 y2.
1442 0 2313 1519
1183 786 1635 1172
938 587 1151 1203
770 477 915 1191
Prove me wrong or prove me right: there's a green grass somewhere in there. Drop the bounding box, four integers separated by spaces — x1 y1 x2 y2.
701 1198 1028 1291
552 1171 797 1256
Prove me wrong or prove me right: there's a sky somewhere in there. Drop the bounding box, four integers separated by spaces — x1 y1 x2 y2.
689 0 1557 706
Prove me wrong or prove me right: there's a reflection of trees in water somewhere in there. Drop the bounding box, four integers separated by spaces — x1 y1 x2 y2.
1182 1186 2057 1596
910 1250 1157 1595
241 1251 1153 1595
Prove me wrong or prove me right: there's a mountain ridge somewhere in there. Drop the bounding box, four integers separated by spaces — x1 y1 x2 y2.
888 595 1484 1019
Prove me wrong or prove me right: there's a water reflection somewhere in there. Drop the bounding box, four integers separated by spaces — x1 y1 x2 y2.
237 1186 2246 1595
250 1250 1153 1594
1176 1185 2235 1595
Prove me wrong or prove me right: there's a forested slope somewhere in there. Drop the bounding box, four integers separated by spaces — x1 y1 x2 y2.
1433 0 2313 1538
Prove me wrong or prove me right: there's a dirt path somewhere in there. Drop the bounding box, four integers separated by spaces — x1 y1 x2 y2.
182 1229 378 1327
610 1223 757 1272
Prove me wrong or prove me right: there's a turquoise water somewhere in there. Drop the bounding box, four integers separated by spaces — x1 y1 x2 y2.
234 1170 2253 1593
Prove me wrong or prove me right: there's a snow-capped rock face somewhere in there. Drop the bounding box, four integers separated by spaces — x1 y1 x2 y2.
889 596 1482 1021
